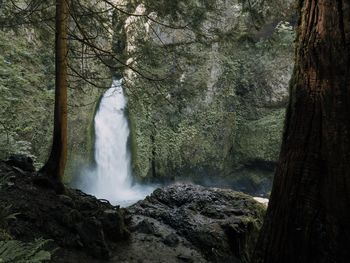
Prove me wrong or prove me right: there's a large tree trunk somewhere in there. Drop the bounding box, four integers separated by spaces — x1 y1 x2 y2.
40 0 68 184
253 1 350 262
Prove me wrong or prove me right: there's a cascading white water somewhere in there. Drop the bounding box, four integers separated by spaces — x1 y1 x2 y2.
87 78 154 206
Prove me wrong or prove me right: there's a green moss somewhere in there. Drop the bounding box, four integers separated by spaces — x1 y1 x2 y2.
0 30 54 164
128 109 145 177
87 94 104 166
123 0 294 183
0 238 53 262
64 88 105 184
234 109 286 164
128 94 237 179
232 194 266 263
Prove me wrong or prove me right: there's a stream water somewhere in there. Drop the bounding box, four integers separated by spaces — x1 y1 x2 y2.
84 79 154 207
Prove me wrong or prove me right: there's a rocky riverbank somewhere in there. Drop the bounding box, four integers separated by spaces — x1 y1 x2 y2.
0 157 265 262
118 184 265 263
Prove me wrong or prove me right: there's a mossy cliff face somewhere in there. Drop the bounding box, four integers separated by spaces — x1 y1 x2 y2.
234 109 286 165
0 26 106 179
122 0 295 192
0 0 294 194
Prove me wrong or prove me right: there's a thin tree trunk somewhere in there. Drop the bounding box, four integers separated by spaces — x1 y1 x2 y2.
40 0 68 185
253 1 350 262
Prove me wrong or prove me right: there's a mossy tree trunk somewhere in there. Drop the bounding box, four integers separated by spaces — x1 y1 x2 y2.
253 1 350 262
40 0 68 184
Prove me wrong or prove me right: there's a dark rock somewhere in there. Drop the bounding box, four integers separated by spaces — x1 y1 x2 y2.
135 219 156 234
163 233 179 247
32 175 65 194
0 160 264 263
5 155 35 172
61 209 82 226
0 161 129 262
58 195 75 208
78 197 98 211
127 183 265 263
76 217 110 259
101 209 130 241
177 254 195 263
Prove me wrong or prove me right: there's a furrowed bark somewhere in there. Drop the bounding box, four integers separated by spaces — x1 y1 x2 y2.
40 0 68 185
253 1 350 262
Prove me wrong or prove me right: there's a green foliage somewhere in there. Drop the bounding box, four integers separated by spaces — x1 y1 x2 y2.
0 205 19 230
0 29 54 164
0 175 12 190
0 238 53 263
234 109 286 163
0 205 18 242
0 9 106 175
126 0 295 180
238 0 295 29
137 0 215 28
0 0 295 185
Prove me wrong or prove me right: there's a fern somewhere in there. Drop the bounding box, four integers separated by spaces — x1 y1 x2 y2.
0 238 53 263
0 174 11 190
0 205 20 229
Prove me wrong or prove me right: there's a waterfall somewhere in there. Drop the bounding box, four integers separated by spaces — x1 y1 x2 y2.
84 78 154 206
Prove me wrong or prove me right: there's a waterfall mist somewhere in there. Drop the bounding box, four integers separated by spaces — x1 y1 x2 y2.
78 79 154 207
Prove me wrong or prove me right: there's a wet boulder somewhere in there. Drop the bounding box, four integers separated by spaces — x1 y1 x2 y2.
76 217 110 259
101 209 130 241
125 184 266 263
5 155 35 172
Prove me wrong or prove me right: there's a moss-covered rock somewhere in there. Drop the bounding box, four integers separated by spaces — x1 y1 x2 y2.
0 0 295 197
234 109 286 164
123 0 294 192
